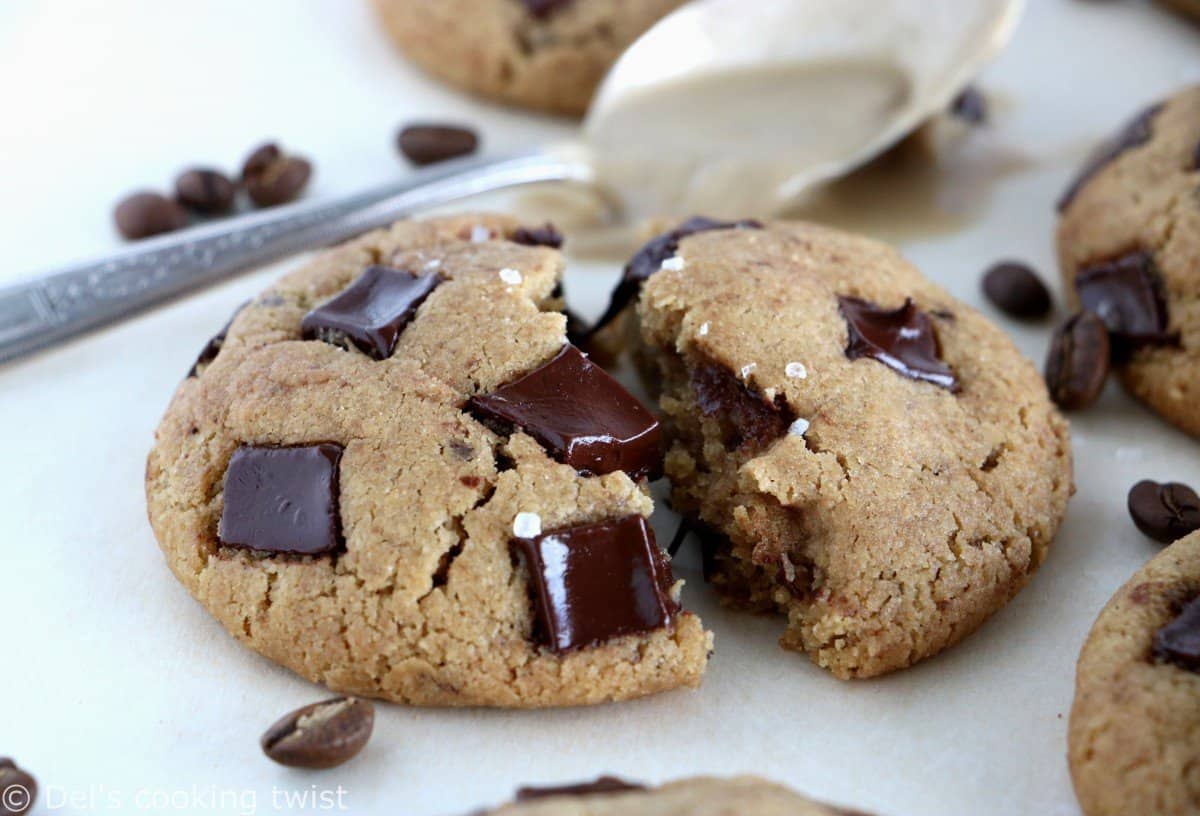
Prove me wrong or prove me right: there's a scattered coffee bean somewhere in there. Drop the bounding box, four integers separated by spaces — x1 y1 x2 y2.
241 142 312 208
950 86 988 125
397 124 479 166
174 168 236 215
0 758 37 816
1128 480 1200 544
113 191 189 240
982 261 1053 319
1045 312 1110 410
260 697 374 769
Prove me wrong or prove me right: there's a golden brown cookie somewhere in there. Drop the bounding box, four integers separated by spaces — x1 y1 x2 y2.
1068 530 1200 816
145 214 710 708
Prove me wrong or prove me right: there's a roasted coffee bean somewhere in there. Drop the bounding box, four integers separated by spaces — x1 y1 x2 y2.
397 124 479 166
1045 312 1110 410
1128 480 1200 544
0 758 37 816
982 261 1053 319
261 697 374 769
113 191 189 240
241 142 312 208
174 168 236 214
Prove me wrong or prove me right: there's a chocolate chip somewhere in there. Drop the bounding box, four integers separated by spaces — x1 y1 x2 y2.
1154 595 1200 672
1128 480 1200 544
520 0 574 19
690 364 792 450
1058 103 1163 211
1192 139 1200 171
592 216 762 334
113 191 189 240
511 515 677 652
301 266 441 360
0 759 36 816
516 777 645 801
950 86 988 125
241 142 312 207
260 697 374 769
1044 312 1111 410
563 308 591 348
188 301 249 378
982 261 1053 319
510 223 564 249
218 443 345 555
1075 250 1175 358
838 296 958 390
468 345 662 480
397 124 479 166
174 168 236 215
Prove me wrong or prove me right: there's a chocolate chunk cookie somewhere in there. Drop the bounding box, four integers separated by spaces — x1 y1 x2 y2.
614 219 1073 679
370 0 686 115
1057 86 1200 436
1068 530 1200 816
146 214 710 707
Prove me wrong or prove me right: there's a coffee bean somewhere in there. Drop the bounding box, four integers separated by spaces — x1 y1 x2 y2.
260 697 374 769
175 168 236 215
0 758 37 816
113 191 189 240
1044 312 1110 410
241 142 312 208
397 125 479 166
1128 480 1200 544
982 261 1053 319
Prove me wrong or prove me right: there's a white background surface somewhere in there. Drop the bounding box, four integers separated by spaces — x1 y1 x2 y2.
1 2 1198 815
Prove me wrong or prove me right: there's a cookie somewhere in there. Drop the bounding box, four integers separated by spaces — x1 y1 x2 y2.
1068 530 1200 816
600 218 1072 679
1056 86 1200 437
1156 0 1200 20
477 775 874 815
145 214 710 708
371 0 686 116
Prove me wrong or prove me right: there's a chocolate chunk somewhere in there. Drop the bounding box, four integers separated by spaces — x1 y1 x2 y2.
397 124 479 166
690 364 792 450
982 261 1053 319
301 266 441 360
510 223 564 249
468 345 661 480
1128 480 1200 544
188 301 249 378
520 0 574 19
516 777 645 801
1075 250 1175 357
241 142 312 207
1193 139 1200 171
0 759 36 816
1058 103 1163 211
261 697 374 769
592 216 762 334
950 86 988 125
1154 595 1200 672
174 168 236 215
1044 312 1111 410
511 515 678 653
838 296 958 390
218 443 344 555
113 191 189 240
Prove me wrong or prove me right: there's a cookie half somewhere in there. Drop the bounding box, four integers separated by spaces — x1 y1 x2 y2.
146 214 710 707
1068 530 1200 815
605 219 1072 678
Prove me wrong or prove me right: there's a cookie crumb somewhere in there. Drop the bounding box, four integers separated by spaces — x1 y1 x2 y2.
788 418 810 437
513 511 543 539
785 361 808 379
660 255 685 272
499 268 522 286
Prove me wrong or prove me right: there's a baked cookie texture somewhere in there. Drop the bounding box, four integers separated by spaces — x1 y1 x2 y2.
613 219 1072 679
371 0 686 116
1068 531 1200 816
1057 85 1200 437
146 214 710 708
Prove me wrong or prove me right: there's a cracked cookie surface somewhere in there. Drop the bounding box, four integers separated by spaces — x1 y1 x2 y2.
1057 85 1200 437
145 214 709 708
1068 530 1200 816
618 219 1072 679
370 0 686 115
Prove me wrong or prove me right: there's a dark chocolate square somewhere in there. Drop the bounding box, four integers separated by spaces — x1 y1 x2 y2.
300 266 440 360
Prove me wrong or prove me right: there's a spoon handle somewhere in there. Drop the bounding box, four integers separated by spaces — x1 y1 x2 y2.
0 149 593 366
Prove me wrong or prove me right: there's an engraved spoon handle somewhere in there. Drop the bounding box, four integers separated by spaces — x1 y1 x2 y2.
0 148 593 365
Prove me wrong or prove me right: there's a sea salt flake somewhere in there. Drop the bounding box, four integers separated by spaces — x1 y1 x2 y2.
499 267 522 285
740 363 757 378
513 512 542 538
470 225 491 243
660 255 685 271
698 322 710 336
789 418 810 437
785 361 808 379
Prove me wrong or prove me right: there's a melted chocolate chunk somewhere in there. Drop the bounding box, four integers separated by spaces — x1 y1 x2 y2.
511 515 677 653
188 301 249 378
591 216 762 334
838 296 958 390
1075 251 1175 357
521 0 574 19
1154 594 1200 672
218 444 344 555
1128 480 1200 544
301 266 440 360
690 364 792 450
468 345 661 480
1058 103 1164 211
510 223 564 249
516 777 645 801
